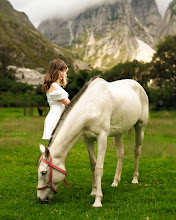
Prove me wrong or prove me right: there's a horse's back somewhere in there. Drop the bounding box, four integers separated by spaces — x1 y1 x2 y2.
89 78 147 98
81 78 149 137
87 78 148 113
109 79 148 105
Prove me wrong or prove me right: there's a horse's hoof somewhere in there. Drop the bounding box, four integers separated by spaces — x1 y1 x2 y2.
111 181 119 187
92 202 102 208
131 178 138 184
92 198 102 208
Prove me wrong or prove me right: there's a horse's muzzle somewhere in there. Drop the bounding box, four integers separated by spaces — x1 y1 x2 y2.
38 196 50 204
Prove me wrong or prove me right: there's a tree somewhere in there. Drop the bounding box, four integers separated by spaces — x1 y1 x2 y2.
102 60 151 87
149 35 176 108
0 47 16 79
67 69 100 99
151 35 176 87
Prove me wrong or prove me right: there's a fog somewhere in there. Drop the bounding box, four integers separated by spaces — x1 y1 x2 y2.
8 0 172 27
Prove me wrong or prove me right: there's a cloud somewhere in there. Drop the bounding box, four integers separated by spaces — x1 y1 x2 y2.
9 0 105 27
9 0 173 27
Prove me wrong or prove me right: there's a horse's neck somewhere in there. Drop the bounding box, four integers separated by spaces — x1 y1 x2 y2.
50 108 84 161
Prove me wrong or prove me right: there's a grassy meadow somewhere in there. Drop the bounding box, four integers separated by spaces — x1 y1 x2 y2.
0 107 176 220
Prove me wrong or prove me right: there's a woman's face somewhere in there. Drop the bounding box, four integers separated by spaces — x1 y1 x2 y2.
59 68 67 81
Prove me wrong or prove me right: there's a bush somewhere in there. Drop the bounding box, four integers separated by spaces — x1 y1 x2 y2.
102 60 151 88
67 69 99 99
0 78 33 94
148 82 176 109
0 78 47 107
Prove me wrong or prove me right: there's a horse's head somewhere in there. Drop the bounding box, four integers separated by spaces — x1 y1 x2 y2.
37 144 68 203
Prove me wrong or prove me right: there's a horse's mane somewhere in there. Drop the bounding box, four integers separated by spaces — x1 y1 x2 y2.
47 76 99 148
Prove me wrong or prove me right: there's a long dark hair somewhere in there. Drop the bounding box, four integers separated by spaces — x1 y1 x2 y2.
42 59 68 93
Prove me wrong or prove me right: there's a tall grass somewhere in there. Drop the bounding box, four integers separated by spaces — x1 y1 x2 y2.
0 108 176 219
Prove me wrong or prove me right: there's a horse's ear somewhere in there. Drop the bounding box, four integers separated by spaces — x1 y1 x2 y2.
39 143 50 158
45 147 50 158
39 143 45 153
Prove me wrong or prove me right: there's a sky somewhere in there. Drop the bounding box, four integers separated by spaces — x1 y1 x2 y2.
8 0 173 28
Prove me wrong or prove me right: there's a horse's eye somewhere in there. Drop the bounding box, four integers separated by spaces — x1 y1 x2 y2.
41 171 47 176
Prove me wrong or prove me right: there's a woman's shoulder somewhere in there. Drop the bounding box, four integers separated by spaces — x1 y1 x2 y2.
51 82 61 89
47 83 61 94
47 84 68 100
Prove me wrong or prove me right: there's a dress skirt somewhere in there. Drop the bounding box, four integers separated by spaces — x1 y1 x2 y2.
42 104 65 140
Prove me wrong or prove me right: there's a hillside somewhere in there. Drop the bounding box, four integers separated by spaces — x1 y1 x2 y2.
0 0 90 72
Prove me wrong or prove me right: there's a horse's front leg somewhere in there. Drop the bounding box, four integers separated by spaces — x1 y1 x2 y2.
83 137 97 197
93 131 107 208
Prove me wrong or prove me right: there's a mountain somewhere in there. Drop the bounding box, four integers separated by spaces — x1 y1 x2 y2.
0 0 90 72
130 0 162 44
38 0 159 69
157 0 176 39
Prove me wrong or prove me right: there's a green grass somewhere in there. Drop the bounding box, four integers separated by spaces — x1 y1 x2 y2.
0 108 176 219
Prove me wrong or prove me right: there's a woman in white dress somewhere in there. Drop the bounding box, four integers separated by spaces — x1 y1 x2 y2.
42 59 70 140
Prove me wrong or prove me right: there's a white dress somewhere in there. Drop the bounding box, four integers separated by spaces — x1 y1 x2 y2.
42 86 68 140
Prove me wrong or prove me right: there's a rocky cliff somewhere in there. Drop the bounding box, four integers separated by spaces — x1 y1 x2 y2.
38 0 160 69
131 0 162 38
0 0 90 72
130 0 162 44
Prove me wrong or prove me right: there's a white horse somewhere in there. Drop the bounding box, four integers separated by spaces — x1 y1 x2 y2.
37 77 149 207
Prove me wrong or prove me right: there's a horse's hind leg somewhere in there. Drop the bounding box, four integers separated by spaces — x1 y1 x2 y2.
112 135 124 187
132 122 145 184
